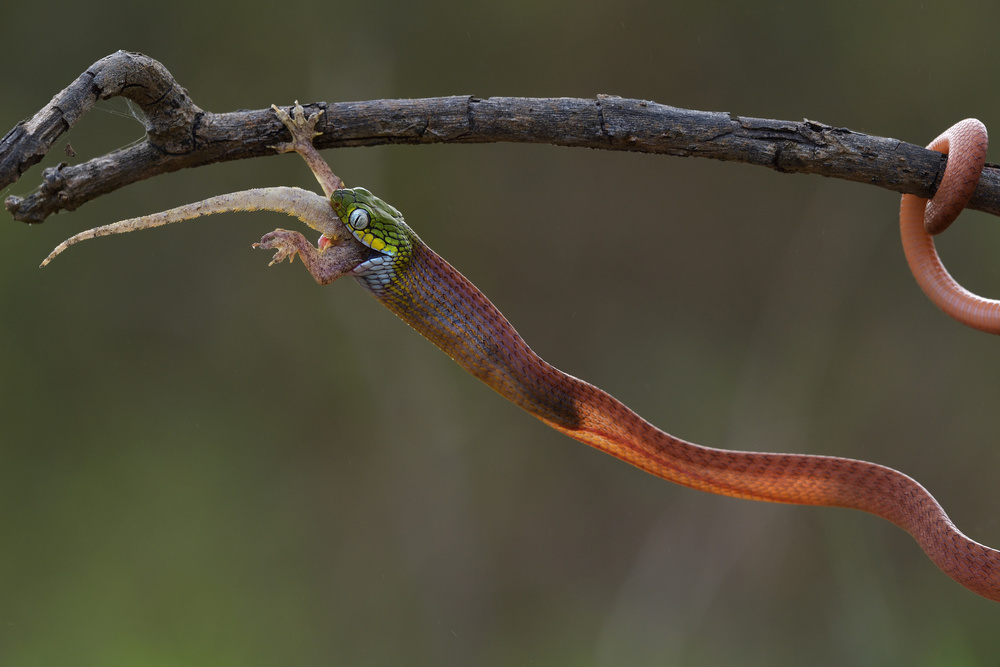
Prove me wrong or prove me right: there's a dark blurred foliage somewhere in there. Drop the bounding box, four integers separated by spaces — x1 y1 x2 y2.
3 1 1000 665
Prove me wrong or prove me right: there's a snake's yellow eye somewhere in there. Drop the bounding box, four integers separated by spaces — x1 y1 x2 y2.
349 208 370 230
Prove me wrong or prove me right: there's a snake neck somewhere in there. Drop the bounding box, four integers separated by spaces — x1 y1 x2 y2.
357 241 583 430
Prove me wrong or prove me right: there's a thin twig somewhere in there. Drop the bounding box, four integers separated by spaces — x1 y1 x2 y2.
3 50 998 224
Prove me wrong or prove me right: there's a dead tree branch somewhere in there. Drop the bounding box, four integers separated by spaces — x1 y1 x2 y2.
4 50 999 224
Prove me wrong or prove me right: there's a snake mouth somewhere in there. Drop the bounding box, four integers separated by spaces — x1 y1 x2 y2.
319 233 357 250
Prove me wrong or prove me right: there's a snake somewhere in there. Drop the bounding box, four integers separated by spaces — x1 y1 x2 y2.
899 119 997 331
42 106 1000 602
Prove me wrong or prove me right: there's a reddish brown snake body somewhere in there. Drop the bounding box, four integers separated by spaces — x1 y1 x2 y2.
375 245 1000 602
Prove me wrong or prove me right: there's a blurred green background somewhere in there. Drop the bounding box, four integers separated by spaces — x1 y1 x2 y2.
3 1 1000 665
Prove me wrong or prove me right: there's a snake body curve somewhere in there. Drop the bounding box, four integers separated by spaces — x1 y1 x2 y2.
328 187 1000 602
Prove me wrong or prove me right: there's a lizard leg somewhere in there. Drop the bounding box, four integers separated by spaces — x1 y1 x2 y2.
271 102 344 197
254 228 368 286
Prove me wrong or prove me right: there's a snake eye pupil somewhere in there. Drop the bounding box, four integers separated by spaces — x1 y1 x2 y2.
349 208 370 230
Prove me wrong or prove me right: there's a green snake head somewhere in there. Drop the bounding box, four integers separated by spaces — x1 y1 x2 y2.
331 187 412 256
331 187 415 291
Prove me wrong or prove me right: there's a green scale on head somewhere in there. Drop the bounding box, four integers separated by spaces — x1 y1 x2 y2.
331 187 416 292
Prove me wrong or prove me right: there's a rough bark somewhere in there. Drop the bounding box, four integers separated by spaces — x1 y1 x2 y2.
3 50 998 224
